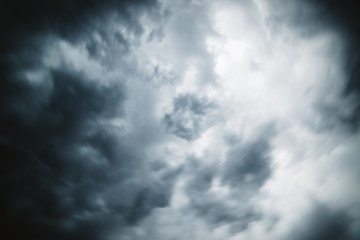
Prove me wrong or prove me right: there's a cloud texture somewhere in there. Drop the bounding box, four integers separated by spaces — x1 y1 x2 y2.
1 0 360 239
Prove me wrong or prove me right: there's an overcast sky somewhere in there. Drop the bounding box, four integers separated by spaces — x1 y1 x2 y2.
1 0 360 239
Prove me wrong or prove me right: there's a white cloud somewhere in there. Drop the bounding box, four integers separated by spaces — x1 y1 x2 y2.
123 0 360 239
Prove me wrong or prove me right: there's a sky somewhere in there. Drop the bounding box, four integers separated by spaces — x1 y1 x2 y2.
1 0 360 239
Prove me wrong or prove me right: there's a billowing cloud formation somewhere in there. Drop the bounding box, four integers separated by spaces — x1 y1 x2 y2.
164 93 215 140
1 0 360 240
0 1 178 239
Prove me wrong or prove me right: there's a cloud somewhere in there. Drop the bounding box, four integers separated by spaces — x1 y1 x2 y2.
286 203 354 240
303 0 360 96
254 0 360 131
0 62 178 239
0 1 181 239
163 93 216 141
2 0 360 239
180 126 275 233
183 155 261 232
221 127 274 190
0 0 158 43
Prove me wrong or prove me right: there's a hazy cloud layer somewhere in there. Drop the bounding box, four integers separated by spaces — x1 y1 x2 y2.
1 0 360 239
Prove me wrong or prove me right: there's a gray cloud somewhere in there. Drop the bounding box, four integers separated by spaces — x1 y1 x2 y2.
188 194 261 232
311 99 360 133
164 0 218 86
186 165 215 193
221 126 275 190
182 126 275 233
163 93 215 141
183 156 261 233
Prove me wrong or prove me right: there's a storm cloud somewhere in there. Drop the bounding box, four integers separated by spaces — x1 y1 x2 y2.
0 1 177 239
1 0 360 239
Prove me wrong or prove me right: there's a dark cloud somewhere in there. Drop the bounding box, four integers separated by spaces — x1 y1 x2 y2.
287 203 355 240
305 0 360 95
163 93 215 141
0 0 180 239
0 0 166 83
0 0 157 47
307 0 360 130
221 128 274 190
0 65 178 240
